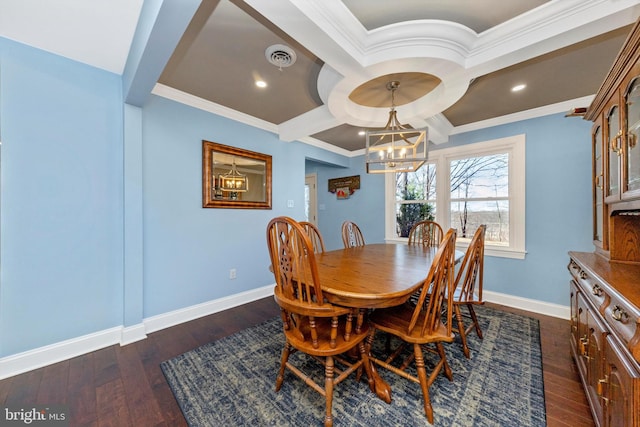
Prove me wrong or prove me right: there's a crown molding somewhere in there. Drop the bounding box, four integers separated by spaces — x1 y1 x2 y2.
451 95 595 135
151 84 278 134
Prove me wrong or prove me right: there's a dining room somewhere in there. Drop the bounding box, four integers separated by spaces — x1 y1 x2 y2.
2 1 640 426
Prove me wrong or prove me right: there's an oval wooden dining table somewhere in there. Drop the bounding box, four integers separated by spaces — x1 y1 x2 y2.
315 243 463 308
310 242 464 403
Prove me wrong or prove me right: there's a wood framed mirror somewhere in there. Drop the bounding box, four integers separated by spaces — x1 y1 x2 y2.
202 141 272 209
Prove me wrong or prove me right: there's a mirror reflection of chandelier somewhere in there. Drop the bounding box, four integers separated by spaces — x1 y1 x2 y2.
365 81 428 174
219 158 248 192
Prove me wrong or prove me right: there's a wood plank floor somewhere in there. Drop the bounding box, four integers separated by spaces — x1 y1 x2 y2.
0 298 594 426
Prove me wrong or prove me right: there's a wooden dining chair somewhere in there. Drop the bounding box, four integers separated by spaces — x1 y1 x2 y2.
266 216 373 427
408 220 444 247
452 224 486 358
341 220 365 248
366 228 457 424
300 221 326 253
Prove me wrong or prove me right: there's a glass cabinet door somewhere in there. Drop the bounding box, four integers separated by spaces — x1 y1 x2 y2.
625 77 640 195
593 122 605 246
607 105 621 200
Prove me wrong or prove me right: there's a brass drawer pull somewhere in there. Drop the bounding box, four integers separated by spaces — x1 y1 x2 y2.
580 271 588 280
579 336 588 355
597 376 608 395
591 284 603 296
611 305 629 322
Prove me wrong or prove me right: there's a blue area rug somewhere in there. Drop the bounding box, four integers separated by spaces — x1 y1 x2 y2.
161 305 546 426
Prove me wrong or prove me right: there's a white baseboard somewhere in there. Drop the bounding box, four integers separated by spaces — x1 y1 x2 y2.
143 284 274 334
0 284 275 381
483 290 570 320
0 285 565 380
121 324 147 346
0 326 123 380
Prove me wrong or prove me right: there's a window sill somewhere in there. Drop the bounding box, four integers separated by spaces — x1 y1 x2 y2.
384 237 526 259
459 242 526 259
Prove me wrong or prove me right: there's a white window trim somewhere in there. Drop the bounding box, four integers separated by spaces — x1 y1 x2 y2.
385 134 526 259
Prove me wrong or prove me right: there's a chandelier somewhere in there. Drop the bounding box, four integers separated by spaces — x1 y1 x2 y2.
365 81 429 174
218 158 248 192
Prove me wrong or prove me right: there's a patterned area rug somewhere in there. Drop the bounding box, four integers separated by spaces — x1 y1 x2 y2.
161 305 546 426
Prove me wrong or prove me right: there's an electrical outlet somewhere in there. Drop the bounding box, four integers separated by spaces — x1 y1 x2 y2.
229 268 237 279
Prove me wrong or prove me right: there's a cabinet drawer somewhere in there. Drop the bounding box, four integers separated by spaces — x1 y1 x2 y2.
569 260 607 310
603 292 640 363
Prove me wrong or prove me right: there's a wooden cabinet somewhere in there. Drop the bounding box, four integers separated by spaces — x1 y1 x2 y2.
568 253 640 427
573 19 640 425
585 18 640 264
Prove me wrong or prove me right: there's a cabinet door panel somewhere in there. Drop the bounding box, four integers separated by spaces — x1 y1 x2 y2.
604 336 640 427
607 102 621 201
625 76 640 196
575 290 589 378
622 60 640 201
592 119 607 248
586 307 607 425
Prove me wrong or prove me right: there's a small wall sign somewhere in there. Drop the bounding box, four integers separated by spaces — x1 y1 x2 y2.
328 175 360 199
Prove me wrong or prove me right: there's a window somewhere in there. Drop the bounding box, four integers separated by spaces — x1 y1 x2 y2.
385 134 526 259
394 163 436 238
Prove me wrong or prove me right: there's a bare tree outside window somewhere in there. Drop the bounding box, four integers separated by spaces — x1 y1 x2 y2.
450 153 509 242
394 153 509 242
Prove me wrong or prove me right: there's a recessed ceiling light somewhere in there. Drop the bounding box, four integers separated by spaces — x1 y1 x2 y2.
511 84 526 92
256 80 267 88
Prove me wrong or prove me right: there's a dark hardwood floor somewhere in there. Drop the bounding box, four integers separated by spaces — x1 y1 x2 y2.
0 298 593 426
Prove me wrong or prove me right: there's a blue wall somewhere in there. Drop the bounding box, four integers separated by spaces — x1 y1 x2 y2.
306 158 385 251
438 115 593 305
141 96 347 317
0 39 124 356
0 36 593 362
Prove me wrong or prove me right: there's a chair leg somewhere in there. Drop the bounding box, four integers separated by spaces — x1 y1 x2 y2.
324 356 335 427
454 305 471 359
275 342 291 392
468 304 483 339
436 342 453 381
413 343 434 424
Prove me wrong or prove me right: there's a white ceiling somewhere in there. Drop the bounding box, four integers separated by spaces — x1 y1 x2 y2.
0 0 143 74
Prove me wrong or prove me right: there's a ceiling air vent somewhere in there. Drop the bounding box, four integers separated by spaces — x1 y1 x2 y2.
265 44 297 70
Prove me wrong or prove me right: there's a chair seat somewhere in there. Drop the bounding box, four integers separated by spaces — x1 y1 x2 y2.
283 315 370 356
369 304 454 344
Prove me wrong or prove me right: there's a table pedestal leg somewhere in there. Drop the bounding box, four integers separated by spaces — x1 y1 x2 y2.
368 361 391 403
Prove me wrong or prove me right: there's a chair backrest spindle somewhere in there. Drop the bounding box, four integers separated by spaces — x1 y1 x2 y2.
408 228 457 337
408 220 444 247
300 221 326 253
454 225 486 303
341 221 365 248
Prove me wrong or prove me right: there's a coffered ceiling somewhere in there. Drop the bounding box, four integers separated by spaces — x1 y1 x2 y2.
2 0 640 153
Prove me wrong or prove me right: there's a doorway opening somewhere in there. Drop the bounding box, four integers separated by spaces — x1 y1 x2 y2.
305 174 318 226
